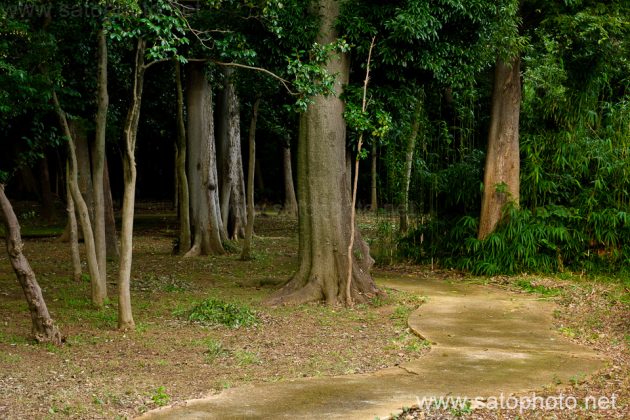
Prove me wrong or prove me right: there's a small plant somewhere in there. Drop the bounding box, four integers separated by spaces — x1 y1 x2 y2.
449 400 473 417
151 386 170 407
182 298 258 329
514 279 561 297
204 338 229 363
80 273 90 283
234 349 260 366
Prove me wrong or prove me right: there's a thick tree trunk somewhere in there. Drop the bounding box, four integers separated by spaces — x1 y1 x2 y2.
217 68 247 239
92 28 109 284
281 139 298 217
399 90 424 234
175 60 191 253
66 164 81 282
38 156 55 222
53 96 105 307
185 62 224 257
0 185 62 345
478 57 521 240
241 97 260 260
103 159 119 259
370 142 377 212
266 0 379 306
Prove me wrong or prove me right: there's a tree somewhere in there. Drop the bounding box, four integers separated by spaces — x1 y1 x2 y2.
241 96 261 260
185 61 225 257
267 0 379 306
478 57 521 239
217 68 247 240
0 185 62 345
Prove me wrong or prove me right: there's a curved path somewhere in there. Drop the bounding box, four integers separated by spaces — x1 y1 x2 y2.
139 277 605 419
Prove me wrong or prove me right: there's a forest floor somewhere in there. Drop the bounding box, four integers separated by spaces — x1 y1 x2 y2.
0 203 628 419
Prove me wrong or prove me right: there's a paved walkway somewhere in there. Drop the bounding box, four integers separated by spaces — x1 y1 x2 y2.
139 277 605 419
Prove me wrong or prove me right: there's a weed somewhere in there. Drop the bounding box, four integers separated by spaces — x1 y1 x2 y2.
80 273 90 283
204 338 229 363
234 349 260 366
150 386 170 407
514 279 561 297
179 298 258 328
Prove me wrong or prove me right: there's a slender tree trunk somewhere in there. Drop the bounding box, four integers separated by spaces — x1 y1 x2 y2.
478 57 521 240
185 62 224 257
399 89 425 234
0 185 62 345
38 156 55 222
266 0 379 306
66 164 81 282
52 95 105 307
92 28 109 284
75 127 94 221
175 60 191 253
241 97 260 260
103 159 119 259
281 139 298 217
117 38 147 330
217 68 247 239
370 142 377 212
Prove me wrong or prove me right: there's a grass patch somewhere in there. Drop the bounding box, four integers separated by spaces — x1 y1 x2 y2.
514 279 560 297
176 297 258 328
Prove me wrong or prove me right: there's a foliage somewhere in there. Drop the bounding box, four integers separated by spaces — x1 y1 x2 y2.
180 297 258 329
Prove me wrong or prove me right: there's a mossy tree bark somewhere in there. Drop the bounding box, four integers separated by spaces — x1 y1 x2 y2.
266 0 379 306
185 62 225 257
0 184 62 345
478 57 521 240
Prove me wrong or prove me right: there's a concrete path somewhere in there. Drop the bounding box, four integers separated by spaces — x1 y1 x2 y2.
139 277 605 419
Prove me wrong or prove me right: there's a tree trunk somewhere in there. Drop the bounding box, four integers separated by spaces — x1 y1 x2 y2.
117 38 147 330
75 126 94 221
399 89 424 234
185 62 225 257
241 97 260 260
370 142 377 212
175 60 191 253
217 68 247 239
91 28 109 284
0 185 62 345
478 57 521 240
281 138 298 217
266 0 379 306
103 159 119 259
66 163 81 282
53 96 105 307
38 156 55 222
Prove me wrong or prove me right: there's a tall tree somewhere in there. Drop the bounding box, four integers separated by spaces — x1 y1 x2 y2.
217 68 247 240
267 0 378 306
174 60 191 253
185 62 225 257
91 27 110 282
478 57 521 239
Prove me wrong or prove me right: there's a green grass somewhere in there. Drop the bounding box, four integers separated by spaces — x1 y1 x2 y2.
514 279 561 297
176 297 258 329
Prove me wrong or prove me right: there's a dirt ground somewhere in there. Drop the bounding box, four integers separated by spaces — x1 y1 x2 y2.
0 209 429 419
